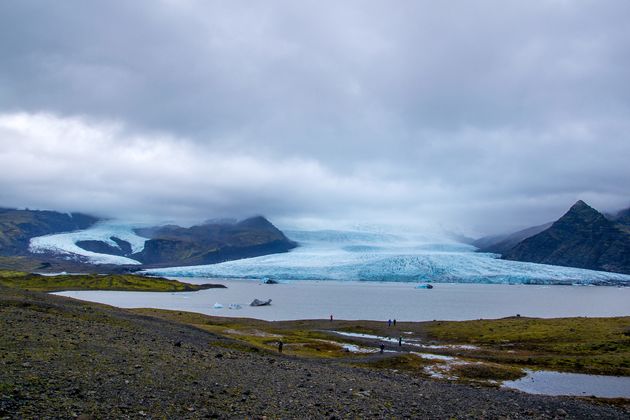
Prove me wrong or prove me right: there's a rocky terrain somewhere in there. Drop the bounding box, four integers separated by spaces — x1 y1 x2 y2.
133 216 297 267
1 286 629 419
503 201 630 274
0 209 97 256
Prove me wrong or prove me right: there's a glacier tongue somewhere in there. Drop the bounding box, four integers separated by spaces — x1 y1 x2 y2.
29 221 147 265
146 229 630 285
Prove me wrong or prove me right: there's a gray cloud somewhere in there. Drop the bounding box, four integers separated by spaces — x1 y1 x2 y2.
0 1 629 234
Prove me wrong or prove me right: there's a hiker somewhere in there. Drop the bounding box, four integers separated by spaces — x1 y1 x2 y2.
330 314 333 322
388 319 392 327
393 319 397 326
398 336 402 347
380 343 385 354
278 341 283 353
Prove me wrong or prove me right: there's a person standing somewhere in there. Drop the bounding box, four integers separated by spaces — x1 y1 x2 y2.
388 319 392 327
398 336 402 347
393 319 397 326
278 341 283 353
380 343 385 354
330 314 333 322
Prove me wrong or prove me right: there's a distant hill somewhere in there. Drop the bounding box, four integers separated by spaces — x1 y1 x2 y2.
473 222 552 255
503 201 630 274
0 208 98 255
132 216 297 267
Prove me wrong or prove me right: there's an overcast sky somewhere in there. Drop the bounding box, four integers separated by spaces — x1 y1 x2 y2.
1 0 629 235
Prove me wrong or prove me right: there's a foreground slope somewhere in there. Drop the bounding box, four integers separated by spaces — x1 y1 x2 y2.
504 201 630 274
1 286 628 418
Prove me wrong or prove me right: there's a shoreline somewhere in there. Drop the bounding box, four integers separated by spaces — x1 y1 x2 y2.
55 278 630 322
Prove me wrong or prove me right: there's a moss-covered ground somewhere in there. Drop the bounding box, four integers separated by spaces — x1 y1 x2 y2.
425 317 630 376
0 270 217 292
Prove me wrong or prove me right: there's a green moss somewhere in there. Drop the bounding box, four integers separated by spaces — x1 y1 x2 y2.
425 317 630 376
450 363 525 381
356 354 432 373
0 269 29 278
0 272 210 292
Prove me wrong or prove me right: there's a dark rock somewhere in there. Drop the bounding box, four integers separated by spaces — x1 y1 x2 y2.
503 200 630 274
75 240 128 257
133 216 297 267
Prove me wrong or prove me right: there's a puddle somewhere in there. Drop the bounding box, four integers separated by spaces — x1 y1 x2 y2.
332 331 401 343
410 352 454 361
341 343 376 353
331 331 479 350
503 370 630 398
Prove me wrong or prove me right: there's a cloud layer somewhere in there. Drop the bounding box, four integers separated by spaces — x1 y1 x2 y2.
1 1 629 234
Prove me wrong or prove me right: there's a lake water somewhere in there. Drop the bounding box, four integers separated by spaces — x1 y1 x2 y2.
503 370 630 398
54 279 630 321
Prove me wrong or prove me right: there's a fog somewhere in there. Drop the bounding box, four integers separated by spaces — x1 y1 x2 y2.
1 1 629 235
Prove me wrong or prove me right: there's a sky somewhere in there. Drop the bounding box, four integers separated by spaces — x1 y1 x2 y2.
1 0 629 235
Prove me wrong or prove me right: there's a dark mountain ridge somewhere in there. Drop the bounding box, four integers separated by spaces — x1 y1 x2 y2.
502 201 630 274
133 216 297 267
0 208 98 255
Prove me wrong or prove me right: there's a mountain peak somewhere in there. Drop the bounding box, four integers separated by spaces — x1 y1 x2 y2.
558 200 603 225
571 199 589 209
236 215 274 229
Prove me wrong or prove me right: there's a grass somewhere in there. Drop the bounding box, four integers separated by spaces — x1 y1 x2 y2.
425 317 630 376
354 353 433 372
0 271 215 293
450 362 525 381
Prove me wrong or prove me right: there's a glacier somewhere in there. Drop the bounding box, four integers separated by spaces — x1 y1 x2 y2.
29 221 147 265
146 229 630 285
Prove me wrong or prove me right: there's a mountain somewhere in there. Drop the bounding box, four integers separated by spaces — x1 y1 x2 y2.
0 208 98 255
473 222 552 255
503 200 630 274
132 216 297 267
609 207 630 236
